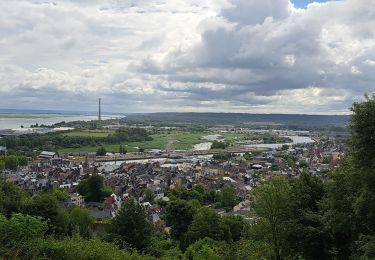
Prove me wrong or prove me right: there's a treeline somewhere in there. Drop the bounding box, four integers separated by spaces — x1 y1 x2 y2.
211 140 229 149
0 128 152 154
0 182 142 259
0 155 28 170
261 134 292 144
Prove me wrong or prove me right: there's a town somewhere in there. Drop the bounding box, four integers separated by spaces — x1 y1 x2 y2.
0 125 346 229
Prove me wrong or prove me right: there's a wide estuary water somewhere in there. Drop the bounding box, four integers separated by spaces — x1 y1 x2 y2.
0 112 121 130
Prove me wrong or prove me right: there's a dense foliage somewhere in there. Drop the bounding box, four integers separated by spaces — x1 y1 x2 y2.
0 127 152 155
210 140 229 149
0 155 28 170
77 175 112 202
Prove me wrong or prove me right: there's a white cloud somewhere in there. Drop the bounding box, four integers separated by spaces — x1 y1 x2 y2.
0 0 374 113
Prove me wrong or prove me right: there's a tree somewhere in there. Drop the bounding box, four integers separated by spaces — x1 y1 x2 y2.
211 141 228 150
142 188 155 203
146 233 183 259
165 199 197 240
298 160 308 168
234 239 273 260
119 145 127 155
17 156 28 166
77 175 111 202
221 186 239 210
185 238 221 260
0 180 29 218
320 94 375 258
4 155 19 170
96 146 107 156
25 191 67 235
68 207 94 238
184 207 230 248
36 236 139 260
322 159 359 258
350 93 375 171
252 177 292 260
222 215 249 242
109 198 154 250
0 213 47 258
287 173 328 259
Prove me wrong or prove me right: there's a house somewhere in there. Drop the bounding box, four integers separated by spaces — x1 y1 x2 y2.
233 200 251 213
68 193 84 207
39 151 59 160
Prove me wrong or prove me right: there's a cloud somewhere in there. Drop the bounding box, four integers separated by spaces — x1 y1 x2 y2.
0 0 374 114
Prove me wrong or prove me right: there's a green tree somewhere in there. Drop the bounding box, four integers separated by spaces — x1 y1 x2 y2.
350 93 375 171
17 156 28 166
320 95 375 258
298 160 308 168
234 239 273 260
68 207 94 238
119 145 127 155
142 188 155 203
222 215 249 242
184 207 230 248
165 199 197 240
0 213 47 258
185 238 221 260
4 155 19 170
96 146 107 156
287 172 328 259
146 233 183 259
109 198 154 250
77 175 111 202
25 191 67 235
0 160 4 171
252 177 292 260
221 186 239 210
0 180 29 217
36 236 139 260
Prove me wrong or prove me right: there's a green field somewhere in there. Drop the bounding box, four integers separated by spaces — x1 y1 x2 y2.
62 130 114 138
58 131 207 153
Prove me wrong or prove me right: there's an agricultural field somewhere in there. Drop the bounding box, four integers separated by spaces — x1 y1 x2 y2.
62 130 114 138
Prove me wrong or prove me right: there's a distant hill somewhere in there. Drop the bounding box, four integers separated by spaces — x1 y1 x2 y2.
124 112 349 127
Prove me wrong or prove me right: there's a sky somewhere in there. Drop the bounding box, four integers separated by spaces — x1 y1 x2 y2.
0 0 374 115
292 0 331 8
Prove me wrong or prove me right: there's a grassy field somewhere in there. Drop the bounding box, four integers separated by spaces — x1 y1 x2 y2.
58 131 207 153
62 130 114 138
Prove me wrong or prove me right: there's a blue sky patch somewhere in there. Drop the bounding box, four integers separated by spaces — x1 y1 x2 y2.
292 0 330 8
